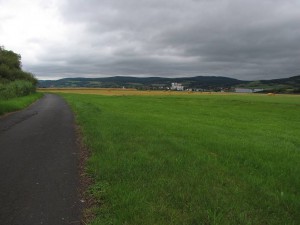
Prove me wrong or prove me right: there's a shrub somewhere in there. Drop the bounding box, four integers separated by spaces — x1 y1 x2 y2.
0 80 36 99
0 46 38 99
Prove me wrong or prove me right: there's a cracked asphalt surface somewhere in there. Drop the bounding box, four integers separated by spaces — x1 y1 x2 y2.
0 94 81 225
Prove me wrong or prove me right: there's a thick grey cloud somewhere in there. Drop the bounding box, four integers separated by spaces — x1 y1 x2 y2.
5 0 300 80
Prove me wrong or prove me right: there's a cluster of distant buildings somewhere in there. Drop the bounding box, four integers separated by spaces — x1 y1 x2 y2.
169 83 264 93
171 83 184 91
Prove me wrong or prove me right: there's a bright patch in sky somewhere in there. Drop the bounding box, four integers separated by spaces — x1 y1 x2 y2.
1 1 63 65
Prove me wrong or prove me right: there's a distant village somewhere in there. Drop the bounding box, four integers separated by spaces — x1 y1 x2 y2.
167 82 264 93
38 75 300 93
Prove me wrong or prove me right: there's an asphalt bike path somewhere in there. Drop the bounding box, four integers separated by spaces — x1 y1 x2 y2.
0 94 81 225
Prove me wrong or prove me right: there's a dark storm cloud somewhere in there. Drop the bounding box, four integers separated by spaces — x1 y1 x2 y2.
31 0 300 79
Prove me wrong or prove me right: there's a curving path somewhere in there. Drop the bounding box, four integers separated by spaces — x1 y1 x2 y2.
0 94 81 225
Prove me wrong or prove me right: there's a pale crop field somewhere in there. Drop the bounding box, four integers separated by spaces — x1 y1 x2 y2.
39 88 254 96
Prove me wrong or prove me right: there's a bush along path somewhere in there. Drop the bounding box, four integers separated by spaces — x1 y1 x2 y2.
0 46 37 99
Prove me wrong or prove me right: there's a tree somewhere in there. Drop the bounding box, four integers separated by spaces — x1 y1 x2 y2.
0 46 21 70
0 46 37 85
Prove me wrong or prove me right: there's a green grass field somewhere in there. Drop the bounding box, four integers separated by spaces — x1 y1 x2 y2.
0 93 43 116
62 93 300 225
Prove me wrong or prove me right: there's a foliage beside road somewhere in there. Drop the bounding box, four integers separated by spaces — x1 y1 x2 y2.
63 93 300 225
0 46 37 99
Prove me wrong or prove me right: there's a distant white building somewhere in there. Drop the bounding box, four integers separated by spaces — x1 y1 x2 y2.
253 88 264 92
171 83 184 91
235 88 264 93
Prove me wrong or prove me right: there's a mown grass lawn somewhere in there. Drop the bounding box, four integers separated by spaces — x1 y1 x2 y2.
62 93 300 225
0 93 43 116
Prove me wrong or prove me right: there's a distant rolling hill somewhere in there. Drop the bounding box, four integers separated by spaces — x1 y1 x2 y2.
38 75 300 93
236 75 300 93
38 76 245 89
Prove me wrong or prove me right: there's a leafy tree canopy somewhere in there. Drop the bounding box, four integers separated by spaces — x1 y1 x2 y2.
0 46 37 85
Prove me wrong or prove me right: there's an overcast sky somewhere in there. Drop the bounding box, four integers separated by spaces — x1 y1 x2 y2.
1 0 300 80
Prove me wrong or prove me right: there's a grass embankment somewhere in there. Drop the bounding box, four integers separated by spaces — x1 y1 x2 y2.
62 93 300 225
0 93 43 116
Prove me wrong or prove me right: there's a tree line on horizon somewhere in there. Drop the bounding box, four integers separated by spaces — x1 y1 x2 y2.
0 46 37 99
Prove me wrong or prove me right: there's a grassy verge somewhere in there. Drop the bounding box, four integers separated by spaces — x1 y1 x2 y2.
0 93 43 116
62 93 300 225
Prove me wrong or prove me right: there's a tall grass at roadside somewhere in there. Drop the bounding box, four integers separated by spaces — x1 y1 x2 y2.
62 93 300 225
0 93 43 116
0 80 36 99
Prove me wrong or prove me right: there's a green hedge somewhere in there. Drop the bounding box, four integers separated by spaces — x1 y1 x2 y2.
0 80 36 99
